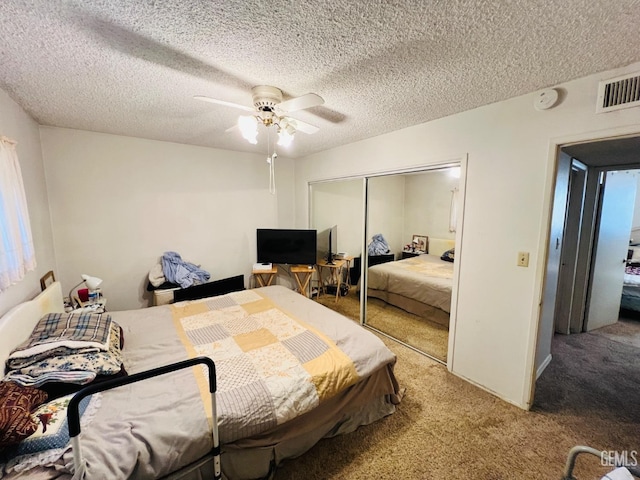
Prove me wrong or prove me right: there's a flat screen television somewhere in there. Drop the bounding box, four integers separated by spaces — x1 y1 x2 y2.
317 225 338 264
256 229 317 266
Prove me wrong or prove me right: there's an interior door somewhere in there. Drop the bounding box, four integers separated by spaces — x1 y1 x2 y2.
586 170 637 331
554 159 587 334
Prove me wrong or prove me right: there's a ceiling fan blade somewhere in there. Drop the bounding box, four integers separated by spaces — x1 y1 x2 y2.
193 96 254 112
277 93 324 113
287 117 320 135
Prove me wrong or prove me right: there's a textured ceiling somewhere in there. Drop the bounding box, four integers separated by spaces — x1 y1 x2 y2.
1 1 640 158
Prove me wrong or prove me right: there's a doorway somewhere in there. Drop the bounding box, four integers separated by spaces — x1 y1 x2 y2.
535 135 640 394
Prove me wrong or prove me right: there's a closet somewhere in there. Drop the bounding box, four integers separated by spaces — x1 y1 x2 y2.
309 161 465 363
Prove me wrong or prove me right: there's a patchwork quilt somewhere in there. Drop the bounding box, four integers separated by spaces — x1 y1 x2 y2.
170 289 360 443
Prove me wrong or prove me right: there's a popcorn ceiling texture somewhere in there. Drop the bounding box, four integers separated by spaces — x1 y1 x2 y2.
1 0 639 158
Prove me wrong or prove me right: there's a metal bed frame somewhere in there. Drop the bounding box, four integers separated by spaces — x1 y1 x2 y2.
562 446 640 480
67 356 221 480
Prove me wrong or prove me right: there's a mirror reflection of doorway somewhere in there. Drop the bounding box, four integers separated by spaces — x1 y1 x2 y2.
309 164 461 364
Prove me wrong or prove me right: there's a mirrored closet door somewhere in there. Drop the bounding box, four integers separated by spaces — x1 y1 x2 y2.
309 164 461 364
309 178 365 322
364 167 459 363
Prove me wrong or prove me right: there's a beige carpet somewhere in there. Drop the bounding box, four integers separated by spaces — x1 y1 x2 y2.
315 289 448 361
274 316 640 480
590 316 640 348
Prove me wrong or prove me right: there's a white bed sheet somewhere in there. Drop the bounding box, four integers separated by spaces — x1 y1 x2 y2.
367 254 453 313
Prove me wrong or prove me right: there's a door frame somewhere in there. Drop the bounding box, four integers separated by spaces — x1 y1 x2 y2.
525 125 640 409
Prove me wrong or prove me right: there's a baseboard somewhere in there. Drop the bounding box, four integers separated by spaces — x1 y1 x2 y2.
536 353 553 380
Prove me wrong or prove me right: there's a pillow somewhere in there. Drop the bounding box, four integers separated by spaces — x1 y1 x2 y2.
441 248 455 263
630 247 640 264
0 382 48 448
1 393 98 476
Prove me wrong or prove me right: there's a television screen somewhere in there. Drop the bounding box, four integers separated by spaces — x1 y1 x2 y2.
256 229 318 265
317 225 338 264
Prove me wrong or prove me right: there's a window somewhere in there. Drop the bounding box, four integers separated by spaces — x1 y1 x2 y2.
0 136 36 292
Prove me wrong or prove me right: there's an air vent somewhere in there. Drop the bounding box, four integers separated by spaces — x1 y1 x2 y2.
596 72 640 113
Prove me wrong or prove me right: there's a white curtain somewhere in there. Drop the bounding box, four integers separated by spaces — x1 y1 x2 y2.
0 137 36 292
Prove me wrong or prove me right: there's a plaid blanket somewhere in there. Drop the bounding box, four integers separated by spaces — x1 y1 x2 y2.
171 289 360 443
7 312 112 370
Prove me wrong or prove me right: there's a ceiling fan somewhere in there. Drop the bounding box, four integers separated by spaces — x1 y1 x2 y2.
194 85 324 147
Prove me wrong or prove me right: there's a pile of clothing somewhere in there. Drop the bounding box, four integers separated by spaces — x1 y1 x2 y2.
0 312 118 469
368 233 391 256
4 311 125 395
148 251 210 290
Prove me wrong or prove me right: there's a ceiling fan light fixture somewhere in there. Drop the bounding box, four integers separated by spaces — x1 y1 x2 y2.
238 115 258 144
277 127 295 147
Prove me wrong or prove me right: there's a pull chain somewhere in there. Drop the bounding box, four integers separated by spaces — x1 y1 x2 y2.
266 126 276 195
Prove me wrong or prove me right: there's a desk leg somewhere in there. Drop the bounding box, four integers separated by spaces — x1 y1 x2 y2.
293 272 312 298
345 259 352 287
254 273 275 288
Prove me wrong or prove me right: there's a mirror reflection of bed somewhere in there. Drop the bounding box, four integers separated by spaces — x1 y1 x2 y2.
365 238 454 361
612 225 640 346
309 166 460 363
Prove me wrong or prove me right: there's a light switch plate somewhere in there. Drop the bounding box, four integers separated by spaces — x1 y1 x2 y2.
517 252 529 267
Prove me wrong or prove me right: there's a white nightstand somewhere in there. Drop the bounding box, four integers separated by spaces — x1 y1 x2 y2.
152 287 180 306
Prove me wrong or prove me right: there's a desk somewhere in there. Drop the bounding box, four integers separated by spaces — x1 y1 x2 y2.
290 265 315 297
253 266 278 287
316 259 346 303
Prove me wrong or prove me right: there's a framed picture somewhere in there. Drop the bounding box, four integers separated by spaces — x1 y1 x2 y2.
40 270 55 291
411 235 428 253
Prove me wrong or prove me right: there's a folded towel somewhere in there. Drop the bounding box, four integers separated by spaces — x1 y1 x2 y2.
148 262 166 287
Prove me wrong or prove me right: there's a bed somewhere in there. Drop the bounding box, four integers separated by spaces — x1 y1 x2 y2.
366 238 455 327
622 260 640 314
621 228 640 315
0 282 400 479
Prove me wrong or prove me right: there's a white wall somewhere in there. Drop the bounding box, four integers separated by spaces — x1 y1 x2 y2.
632 175 640 230
310 168 457 260
404 169 458 248
40 127 295 311
368 175 405 254
0 90 57 317
294 62 640 409
310 179 364 257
